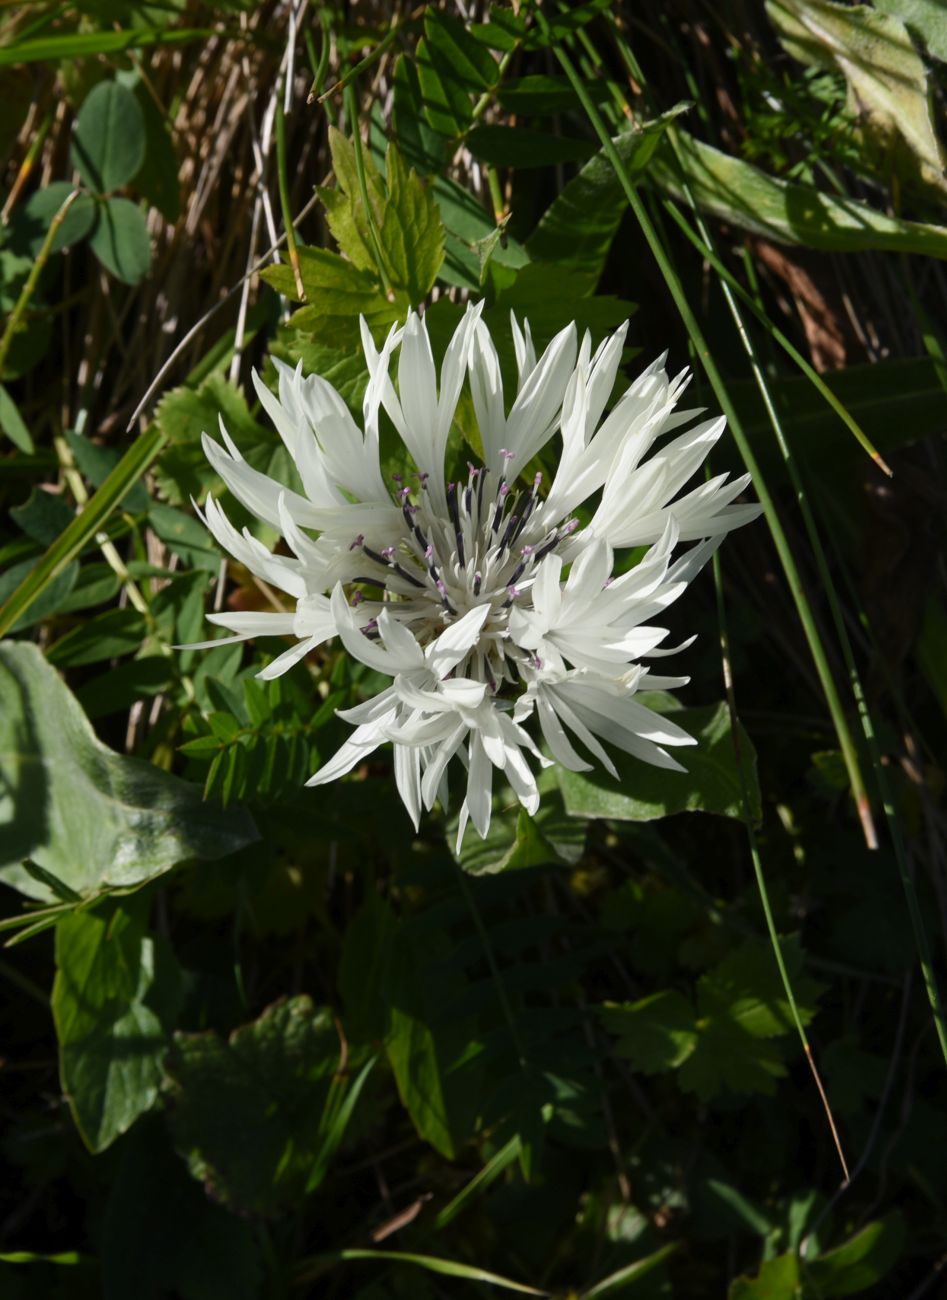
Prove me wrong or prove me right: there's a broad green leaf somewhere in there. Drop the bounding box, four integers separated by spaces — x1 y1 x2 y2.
767 0 946 192
9 486 74 545
527 108 690 282
163 995 341 1215
0 383 33 452
53 903 183 1150
89 197 152 284
9 181 96 256
874 0 947 61
102 1118 263 1300
806 1213 906 1296
0 557 79 632
393 54 449 175
417 10 499 139
70 81 146 194
728 1253 800 1299
64 428 150 511
147 504 221 571
0 640 258 903
385 923 482 1159
557 701 761 824
728 355 947 473
467 126 596 168
599 991 698 1074
498 75 613 115
133 81 181 222
452 774 586 876
46 607 146 667
650 127 947 258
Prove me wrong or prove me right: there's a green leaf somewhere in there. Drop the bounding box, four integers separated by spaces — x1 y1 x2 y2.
527 108 689 282
316 130 444 306
467 126 597 168
89 197 152 284
806 1213 906 1296
0 383 33 452
650 127 947 258
147 503 221 571
393 54 449 174
557 701 761 824
0 26 212 66
417 10 499 138
581 1245 679 1298
599 991 698 1074
102 1118 263 1300
728 1253 800 1300
46 607 146 667
52 902 183 1150
132 82 180 222
874 0 947 61
0 640 258 903
497 74 613 115
64 428 150 512
452 775 586 876
677 939 823 1102
381 141 445 304
70 80 146 194
0 557 79 632
9 181 97 256
10 486 74 545
296 1248 546 1296
767 0 947 193
163 995 342 1215
384 923 482 1159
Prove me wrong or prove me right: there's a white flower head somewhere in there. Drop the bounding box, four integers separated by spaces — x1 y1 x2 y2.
191 305 761 847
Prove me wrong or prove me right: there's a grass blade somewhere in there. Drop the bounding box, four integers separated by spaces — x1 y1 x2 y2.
294 1248 548 1294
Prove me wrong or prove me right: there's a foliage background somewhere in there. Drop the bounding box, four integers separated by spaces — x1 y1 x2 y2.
1 1 946 1296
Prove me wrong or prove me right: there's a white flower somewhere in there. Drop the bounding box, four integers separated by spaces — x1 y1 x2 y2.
190 304 761 846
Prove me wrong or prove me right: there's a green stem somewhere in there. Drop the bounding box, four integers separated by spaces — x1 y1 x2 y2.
0 188 80 379
542 23 878 852
274 94 305 300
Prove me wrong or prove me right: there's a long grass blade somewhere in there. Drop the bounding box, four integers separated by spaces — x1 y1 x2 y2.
543 22 878 851
294 1248 548 1294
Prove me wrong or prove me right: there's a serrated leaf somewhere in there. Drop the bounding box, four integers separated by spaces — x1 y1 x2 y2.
0 641 258 903
163 996 341 1215
558 701 761 824
53 902 183 1151
599 991 698 1073
70 80 146 193
381 142 445 303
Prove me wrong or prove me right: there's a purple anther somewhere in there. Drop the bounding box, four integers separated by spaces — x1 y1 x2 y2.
392 472 403 483
352 591 365 605
534 471 543 487
424 544 434 560
507 584 522 599
520 545 534 557
436 579 447 595
564 519 579 534
349 534 364 551
499 483 510 498
398 487 412 500
532 655 543 670
500 448 514 461
381 546 395 559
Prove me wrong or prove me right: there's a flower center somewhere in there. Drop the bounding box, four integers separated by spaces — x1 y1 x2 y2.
347 459 578 689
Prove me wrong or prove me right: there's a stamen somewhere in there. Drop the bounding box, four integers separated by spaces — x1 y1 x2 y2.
349 534 364 551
